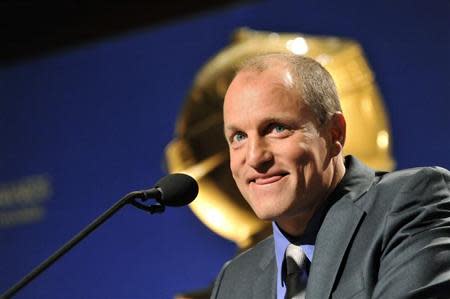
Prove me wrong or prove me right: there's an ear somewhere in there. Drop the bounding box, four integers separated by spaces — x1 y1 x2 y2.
328 112 346 156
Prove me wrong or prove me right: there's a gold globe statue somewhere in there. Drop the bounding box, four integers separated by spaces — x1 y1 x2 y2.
166 28 394 256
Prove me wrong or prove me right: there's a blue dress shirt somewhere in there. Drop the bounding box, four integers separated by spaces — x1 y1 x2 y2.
273 222 314 299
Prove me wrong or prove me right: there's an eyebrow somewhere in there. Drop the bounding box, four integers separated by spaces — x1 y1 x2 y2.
260 116 300 128
261 116 291 124
224 125 239 135
224 116 299 133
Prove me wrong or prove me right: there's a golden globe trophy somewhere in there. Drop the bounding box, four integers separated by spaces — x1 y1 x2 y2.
166 28 394 299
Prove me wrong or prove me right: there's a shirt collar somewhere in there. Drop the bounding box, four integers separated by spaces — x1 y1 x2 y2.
272 211 321 277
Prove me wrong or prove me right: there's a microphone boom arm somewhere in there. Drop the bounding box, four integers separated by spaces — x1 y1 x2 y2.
1 189 162 298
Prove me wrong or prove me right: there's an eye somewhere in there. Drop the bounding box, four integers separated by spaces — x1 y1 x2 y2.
272 124 286 133
232 132 246 143
266 123 292 137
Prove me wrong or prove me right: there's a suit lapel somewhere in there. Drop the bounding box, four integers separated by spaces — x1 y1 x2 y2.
306 198 365 299
253 240 277 299
306 156 375 299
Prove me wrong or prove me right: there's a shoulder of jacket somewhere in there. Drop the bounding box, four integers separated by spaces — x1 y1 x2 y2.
376 165 449 187
225 235 274 268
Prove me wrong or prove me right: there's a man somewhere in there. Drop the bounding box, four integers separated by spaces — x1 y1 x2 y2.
211 53 450 299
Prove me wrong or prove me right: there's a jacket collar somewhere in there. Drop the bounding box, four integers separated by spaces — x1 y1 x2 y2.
306 156 375 299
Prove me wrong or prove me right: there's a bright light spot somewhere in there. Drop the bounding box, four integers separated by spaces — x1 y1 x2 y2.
284 71 294 88
315 54 332 65
202 205 240 237
377 130 389 150
286 37 309 55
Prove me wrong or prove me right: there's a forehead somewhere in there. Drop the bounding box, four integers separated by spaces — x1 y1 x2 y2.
225 68 299 109
223 68 310 128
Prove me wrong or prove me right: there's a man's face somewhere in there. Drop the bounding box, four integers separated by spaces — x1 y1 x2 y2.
223 67 338 228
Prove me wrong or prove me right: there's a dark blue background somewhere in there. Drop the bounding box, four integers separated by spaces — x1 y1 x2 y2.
1 0 449 298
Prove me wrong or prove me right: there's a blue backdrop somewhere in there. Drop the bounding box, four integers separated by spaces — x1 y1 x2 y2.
1 0 449 298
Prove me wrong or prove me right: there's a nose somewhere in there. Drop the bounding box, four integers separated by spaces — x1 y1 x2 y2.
246 136 273 171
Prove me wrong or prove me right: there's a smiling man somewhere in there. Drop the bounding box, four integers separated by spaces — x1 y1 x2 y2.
211 53 450 299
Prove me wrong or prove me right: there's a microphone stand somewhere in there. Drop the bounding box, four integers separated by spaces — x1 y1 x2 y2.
1 189 164 299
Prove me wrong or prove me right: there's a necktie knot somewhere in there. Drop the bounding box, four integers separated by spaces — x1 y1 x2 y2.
284 244 308 299
285 244 306 275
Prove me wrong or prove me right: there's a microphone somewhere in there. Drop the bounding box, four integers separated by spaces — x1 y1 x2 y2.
141 173 199 207
1 173 198 298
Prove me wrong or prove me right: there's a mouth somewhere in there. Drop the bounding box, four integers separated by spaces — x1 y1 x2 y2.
249 173 288 185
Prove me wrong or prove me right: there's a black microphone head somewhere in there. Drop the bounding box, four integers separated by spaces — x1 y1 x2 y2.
154 173 198 207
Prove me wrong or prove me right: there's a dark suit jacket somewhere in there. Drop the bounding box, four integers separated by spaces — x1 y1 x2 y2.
211 157 450 299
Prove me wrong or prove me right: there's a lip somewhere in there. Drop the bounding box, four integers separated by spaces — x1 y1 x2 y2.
248 172 288 185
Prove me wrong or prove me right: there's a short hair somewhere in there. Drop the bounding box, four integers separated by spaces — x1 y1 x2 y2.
236 53 341 125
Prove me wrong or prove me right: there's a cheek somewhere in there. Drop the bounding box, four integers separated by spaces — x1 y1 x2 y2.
290 136 325 162
286 145 319 182
281 142 312 166
229 151 242 177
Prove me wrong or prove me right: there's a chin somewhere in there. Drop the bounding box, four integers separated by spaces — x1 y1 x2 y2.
252 204 288 221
